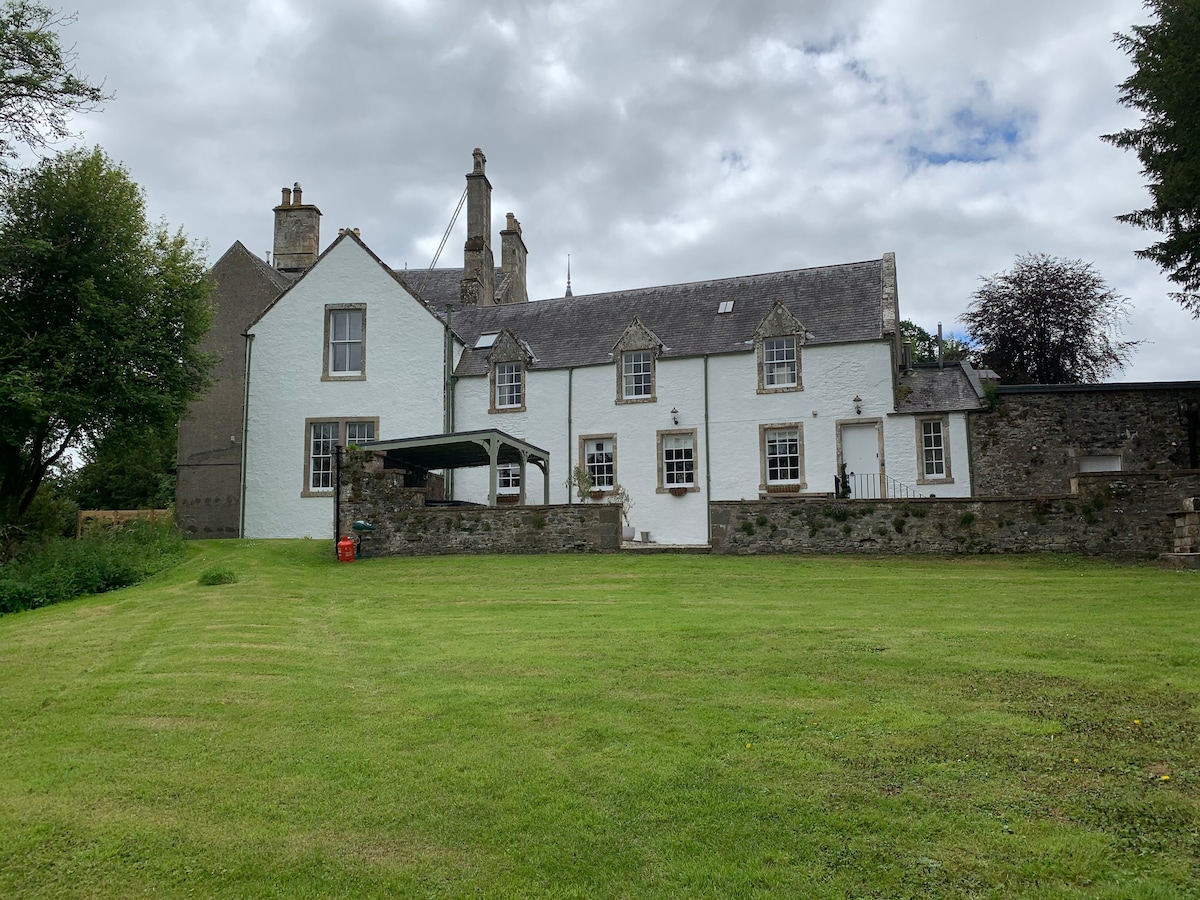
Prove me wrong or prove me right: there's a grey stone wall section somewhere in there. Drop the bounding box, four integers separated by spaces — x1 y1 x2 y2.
176 243 286 538
338 450 620 556
710 472 1200 558
969 385 1200 497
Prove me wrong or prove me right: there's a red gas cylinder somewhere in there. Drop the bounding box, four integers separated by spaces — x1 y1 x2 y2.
336 535 355 563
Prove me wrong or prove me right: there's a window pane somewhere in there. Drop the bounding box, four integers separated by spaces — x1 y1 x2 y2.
623 351 652 398
496 362 522 407
663 434 694 487
766 428 800 483
329 310 364 374
585 438 614 488
922 421 945 476
310 422 338 490
763 337 797 387
498 463 520 492
346 421 375 444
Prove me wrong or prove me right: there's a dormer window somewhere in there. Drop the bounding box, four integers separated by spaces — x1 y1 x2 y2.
495 361 523 409
613 318 662 404
763 336 797 388
753 301 803 394
622 350 654 400
323 305 366 380
487 329 530 414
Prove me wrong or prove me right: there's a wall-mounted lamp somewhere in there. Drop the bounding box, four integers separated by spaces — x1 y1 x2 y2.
853 395 863 416
670 407 679 425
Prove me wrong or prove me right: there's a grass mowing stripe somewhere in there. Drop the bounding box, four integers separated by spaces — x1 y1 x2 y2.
0 541 1196 898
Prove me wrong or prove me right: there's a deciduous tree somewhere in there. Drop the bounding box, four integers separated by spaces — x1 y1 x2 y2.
0 147 211 524
0 1 107 166
959 254 1138 384
899 320 973 365
1104 0 1200 316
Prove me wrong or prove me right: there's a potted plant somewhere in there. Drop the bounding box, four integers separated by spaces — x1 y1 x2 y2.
563 464 595 502
609 484 635 541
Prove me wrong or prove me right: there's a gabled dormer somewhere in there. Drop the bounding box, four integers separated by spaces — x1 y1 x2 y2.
613 317 663 404
487 329 532 414
753 300 804 393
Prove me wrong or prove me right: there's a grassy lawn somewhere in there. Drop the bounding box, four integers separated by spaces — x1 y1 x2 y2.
0 542 1197 898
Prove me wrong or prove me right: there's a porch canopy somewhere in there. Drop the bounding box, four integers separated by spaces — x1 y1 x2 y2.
360 428 550 507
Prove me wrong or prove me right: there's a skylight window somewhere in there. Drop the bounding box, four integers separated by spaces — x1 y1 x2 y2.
474 332 499 349
717 300 735 314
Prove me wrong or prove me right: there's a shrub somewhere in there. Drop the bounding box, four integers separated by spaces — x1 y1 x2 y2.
198 566 238 586
959 512 976 527
0 518 184 616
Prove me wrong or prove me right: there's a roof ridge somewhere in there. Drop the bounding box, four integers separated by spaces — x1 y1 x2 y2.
522 258 885 305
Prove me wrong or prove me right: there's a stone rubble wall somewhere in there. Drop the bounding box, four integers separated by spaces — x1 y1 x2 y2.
338 450 620 556
969 386 1200 497
1176 497 1200 554
711 473 1200 558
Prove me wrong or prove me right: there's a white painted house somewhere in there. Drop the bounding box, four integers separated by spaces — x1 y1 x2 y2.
236 151 984 543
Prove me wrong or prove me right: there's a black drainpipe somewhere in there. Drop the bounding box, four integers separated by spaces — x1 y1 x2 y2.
333 446 342 557
238 332 254 539
566 367 574 504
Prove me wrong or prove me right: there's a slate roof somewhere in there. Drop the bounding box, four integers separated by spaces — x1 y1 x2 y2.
896 362 986 413
393 267 509 312
445 258 888 377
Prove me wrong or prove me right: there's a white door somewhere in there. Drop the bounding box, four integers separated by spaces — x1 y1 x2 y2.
841 424 882 499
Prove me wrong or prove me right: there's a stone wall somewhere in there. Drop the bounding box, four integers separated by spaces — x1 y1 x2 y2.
177 245 286 538
711 472 1200 558
970 384 1200 497
1176 497 1200 554
338 450 620 556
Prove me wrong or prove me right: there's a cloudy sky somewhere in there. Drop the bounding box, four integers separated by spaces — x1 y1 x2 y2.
51 0 1196 381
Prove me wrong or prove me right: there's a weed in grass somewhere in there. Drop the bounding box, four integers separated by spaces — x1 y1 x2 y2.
197 566 238 586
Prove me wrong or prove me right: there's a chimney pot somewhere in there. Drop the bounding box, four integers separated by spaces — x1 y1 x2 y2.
273 180 320 272
472 148 486 175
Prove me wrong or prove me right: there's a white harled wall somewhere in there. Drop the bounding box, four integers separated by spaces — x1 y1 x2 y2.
243 239 449 538
450 339 972 545
242 237 972 542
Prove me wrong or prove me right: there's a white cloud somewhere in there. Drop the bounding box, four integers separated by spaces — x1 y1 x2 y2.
55 0 1195 381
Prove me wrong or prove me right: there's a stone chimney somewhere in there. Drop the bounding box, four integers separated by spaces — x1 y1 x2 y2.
499 212 528 304
273 181 321 274
461 148 495 307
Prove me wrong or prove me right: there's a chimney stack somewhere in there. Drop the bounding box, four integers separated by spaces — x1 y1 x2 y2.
500 212 528 304
461 148 495 307
273 181 321 274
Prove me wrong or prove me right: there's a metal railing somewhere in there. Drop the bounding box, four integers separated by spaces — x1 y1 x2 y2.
838 473 923 500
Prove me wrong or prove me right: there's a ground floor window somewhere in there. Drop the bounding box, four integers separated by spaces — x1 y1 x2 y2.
498 463 521 494
658 430 697 491
762 425 803 488
916 416 952 484
303 417 378 496
583 436 615 490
